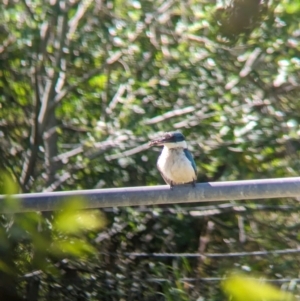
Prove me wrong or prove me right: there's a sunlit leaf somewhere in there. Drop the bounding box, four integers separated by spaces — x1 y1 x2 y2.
0 172 20 211
53 198 106 234
88 74 107 89
0 172 19 195
222 274 295 301
51 238 96 257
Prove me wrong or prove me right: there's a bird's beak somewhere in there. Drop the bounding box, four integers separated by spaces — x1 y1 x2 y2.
149 136 170 146
149 139 162 146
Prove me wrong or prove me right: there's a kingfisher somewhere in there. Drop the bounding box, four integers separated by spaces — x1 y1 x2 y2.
149 132 197 187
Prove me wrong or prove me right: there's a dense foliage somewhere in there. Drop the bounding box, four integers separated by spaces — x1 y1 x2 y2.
0 0 300 300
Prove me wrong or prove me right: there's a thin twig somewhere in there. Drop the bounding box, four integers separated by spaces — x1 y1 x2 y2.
120 248 300 258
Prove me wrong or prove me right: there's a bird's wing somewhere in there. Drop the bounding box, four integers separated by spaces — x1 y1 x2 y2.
183 149 197 175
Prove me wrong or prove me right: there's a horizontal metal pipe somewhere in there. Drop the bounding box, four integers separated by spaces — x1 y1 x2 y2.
1 177 300 213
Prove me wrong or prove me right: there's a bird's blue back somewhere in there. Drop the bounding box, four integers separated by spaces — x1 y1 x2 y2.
183 149 197 174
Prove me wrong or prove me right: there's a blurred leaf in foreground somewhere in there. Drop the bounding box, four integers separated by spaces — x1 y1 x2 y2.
0 172 19 195
53 198 106 234
0 172 20 212
50 197 106 258
50 238 96 258
222 274 295 301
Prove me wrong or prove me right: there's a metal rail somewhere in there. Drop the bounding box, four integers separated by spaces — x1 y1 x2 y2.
1 177 300 213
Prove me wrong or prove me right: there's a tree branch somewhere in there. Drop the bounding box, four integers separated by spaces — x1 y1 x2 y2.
144 106 195 125
20 69 42 192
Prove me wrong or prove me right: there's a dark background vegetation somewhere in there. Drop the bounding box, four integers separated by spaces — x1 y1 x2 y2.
0 0 300 300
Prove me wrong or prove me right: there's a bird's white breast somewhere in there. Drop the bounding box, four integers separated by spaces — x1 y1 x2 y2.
157 147 196 184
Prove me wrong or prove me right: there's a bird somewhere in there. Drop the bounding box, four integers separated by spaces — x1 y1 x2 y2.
149 132 197 187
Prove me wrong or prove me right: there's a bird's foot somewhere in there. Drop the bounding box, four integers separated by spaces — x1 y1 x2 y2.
170 181 174 189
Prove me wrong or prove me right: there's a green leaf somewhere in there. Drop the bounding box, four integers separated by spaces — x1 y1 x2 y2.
222 274 295 301
51 238 96 257
0 172 20 211
53 198 106 234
